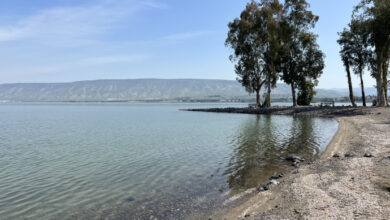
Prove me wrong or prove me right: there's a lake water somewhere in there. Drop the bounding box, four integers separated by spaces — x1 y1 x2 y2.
0 103 338 219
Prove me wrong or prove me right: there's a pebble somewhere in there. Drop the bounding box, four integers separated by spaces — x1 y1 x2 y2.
364 153 373 158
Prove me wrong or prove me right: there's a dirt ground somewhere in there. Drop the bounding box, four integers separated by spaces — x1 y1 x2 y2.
207 107 390 220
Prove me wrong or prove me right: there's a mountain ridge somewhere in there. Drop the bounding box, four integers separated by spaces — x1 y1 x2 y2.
0 79 376 102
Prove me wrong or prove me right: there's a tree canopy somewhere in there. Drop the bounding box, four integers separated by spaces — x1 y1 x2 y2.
226 0 324 107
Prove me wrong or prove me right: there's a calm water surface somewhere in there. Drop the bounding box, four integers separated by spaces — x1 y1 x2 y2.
0 103 338 219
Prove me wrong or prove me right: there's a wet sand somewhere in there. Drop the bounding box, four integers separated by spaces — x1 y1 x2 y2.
189 106 390 219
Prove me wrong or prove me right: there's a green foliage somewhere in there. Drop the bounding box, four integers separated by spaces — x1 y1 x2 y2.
337 28 357 107
297 80 315 105
226 0 283 107
279 0 324 106
352 0 390 106
227 0 325 107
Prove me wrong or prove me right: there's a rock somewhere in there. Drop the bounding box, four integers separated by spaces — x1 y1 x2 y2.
126 197 135 202
257 186 265 192
364 153 373 158
344 153 353 158
244 213 250 218
286 156 304 162
293 161 300 168
333 153 340 158
269 174 284 180
264 180 278 190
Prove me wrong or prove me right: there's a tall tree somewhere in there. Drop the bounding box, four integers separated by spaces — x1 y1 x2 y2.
226 1 267 107
280 0 323 106
226 0 283 108
338 28 357 107
353 0 390 106
349 20 371 106
296 32 325 105
258 0 283 107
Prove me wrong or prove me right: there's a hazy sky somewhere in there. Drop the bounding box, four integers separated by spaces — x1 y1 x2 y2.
0 0 374 89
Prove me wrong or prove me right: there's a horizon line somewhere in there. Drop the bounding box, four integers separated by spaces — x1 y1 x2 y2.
0 78 371 90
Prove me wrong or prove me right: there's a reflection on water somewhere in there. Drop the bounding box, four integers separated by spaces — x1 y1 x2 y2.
224 115 327 191
0 103 338 219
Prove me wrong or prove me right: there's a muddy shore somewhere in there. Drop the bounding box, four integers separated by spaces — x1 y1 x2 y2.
187 106 390 219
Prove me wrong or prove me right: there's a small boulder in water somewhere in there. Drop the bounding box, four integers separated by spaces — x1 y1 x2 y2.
285 156 304 162
293 161 300 168
126 197 135 202
264 180 278 191
269 174 284 180
257 186 265 192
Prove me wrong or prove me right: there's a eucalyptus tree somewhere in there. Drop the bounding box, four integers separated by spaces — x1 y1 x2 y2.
226 1 267 107
296 32 324 105
226 0 283 108
353 0 390 106
280 0 323 106
349 20 370 106
259 0 284 107
338 28 357 107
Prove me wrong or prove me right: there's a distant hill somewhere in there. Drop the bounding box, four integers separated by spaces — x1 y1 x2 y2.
0 79 375 102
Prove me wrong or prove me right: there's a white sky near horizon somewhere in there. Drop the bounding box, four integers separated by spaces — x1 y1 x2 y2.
0 0 376 89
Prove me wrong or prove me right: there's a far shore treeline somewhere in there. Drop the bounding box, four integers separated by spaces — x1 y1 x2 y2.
226 0 390 107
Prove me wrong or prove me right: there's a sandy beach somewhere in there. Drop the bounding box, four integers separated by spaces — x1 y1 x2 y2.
191 107 390 219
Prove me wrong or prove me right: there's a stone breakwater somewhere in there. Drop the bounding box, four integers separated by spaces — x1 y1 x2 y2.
183 106 368 118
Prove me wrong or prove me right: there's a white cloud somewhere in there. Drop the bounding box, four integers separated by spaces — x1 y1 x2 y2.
122 30 213 47
163 31 213 41
82 55 148 65
0 0 166 46
0 55 148 77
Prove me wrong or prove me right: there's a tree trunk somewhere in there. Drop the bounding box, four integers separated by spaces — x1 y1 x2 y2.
256 88 261 108
383 60 388 106
266 82 271 107
359 70 366 107
291 81 297 107
345 61 357 107
266 69 273 108
376 60 386 107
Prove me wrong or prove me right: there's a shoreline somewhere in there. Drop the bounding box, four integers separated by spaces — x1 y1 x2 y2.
188 106 390 219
